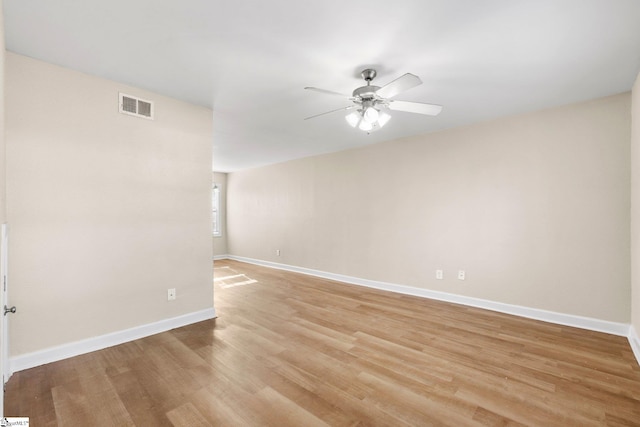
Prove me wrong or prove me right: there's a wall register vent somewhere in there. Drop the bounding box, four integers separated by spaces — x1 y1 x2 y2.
119 93 154 120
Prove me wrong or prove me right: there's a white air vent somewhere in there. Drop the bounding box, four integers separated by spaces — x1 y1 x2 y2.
119 93 154 120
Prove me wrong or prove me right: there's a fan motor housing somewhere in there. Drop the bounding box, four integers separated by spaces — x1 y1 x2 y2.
354 69 380 100
352 85 380 99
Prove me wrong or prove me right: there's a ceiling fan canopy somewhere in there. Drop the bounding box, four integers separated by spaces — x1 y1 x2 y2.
305 68 442 133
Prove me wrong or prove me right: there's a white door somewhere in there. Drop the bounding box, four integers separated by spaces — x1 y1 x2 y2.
1 223 10 417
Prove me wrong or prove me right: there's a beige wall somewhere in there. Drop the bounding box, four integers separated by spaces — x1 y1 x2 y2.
6 53 214 356
632 73 640 334
228 93 631 323
213 172 228 256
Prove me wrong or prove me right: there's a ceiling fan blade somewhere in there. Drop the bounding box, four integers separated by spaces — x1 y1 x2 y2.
304 87 351 98
375 73 422 99
388 100 442 116
304 105 357 120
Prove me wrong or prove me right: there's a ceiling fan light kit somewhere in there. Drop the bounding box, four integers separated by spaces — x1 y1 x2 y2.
345 108 391 132
305 68 442 133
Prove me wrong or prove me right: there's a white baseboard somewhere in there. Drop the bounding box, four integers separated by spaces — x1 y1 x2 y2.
213 254 229 261
10 308 217 375
226 255 630 338
629 325 640 367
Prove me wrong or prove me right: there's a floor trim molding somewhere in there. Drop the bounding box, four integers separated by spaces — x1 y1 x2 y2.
10 308 217 375
629 325 640 367
226 255 630 338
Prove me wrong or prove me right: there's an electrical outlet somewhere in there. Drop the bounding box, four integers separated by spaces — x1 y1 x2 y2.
458 270 465 280
168 288 176 301
436 270 443 280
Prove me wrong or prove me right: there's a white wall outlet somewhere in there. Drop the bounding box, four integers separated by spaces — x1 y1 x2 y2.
436 270 443 280
276 249 281 256
458 270 465 280
168 288 176 301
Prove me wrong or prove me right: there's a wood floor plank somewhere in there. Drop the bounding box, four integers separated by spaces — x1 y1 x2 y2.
166 402 211 427
107 367 172 427
52 373 135 427
254 386 330 427
5 259 640 426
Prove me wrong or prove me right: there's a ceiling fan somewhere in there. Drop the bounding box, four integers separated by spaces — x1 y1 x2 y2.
304 68 442 133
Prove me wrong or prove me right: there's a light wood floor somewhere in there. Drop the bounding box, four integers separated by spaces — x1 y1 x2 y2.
5 259 640 426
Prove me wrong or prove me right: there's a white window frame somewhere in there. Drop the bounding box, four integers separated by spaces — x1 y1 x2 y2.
212 184 221 237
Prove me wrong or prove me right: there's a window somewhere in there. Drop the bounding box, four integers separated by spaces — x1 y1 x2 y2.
212 184 221 236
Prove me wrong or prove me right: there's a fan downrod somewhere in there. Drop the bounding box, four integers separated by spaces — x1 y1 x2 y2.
353 69 380 99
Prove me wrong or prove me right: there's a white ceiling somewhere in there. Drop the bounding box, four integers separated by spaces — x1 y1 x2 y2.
4 0 640 172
